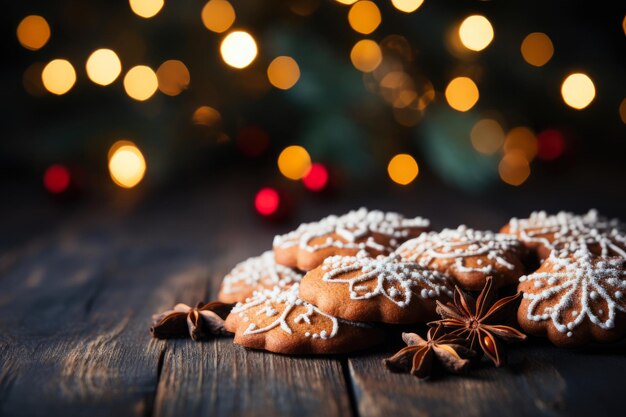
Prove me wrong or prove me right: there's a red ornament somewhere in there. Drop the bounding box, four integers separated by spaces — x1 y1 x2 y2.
302 163 328 191
537 129 565 161
254 187 280 216
43 164 70 194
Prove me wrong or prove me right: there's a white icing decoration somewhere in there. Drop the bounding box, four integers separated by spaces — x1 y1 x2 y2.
320 253 453 307
222 251 302 295
395 225 521 274
231 284 339 339
273 208 429 254
506 210 626 258
521 246 626 336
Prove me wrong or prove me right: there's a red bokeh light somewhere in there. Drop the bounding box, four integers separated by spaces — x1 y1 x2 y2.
43 164 70 194
236 126 270 157
254 187 280 216
537 129 565 161
302 163 328 191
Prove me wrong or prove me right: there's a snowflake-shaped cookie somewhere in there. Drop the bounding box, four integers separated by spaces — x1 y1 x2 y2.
298 253 454 323
501 209 626 260
395 226 525 290
224 284 382 354
218 251 302 303
273 208 429 271
518 246 626 347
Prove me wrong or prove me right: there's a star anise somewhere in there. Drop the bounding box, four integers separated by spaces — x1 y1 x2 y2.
150 301 234 341
383 324 474 379
431 276 526 366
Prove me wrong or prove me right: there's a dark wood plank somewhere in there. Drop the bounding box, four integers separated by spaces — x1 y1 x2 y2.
0 224 212 417
347 340 626 417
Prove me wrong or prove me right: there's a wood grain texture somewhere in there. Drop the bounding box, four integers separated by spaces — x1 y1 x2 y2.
348 339 626 417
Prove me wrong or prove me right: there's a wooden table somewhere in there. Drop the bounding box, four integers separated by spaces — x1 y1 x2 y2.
1 180 624 417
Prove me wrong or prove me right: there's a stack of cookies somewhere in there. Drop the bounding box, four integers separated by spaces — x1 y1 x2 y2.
151 208 626 359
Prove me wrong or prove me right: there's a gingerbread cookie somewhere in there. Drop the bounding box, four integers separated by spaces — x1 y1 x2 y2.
273 208 429 271
518 246 626 347
501 209 626 261
224 284 384 354
218 251 302 303
298 252 454 324
395 226 525 291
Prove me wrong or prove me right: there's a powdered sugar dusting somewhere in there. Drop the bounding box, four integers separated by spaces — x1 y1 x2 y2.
395 225 522 274
222 251 302 295
320 252 453 307
273 208 429 253
520 245 626 337
231 284 339 340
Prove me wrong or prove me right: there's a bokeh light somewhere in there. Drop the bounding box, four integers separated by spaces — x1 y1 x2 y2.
255 187 280 216
445 77 479 112
17 15 50 51
277 146 311 180
458 15 494 52
108 141 147 189
335 0 358 4
193 106 221 126
85 49 122 86
350 39 382 72
220 31 258 69
42 59 76 95
499 151 530 186
267 56 300 90
391 0 424 13
561 73 595 110
123 65 158 101
129 0 164 19
23 62 47 96
520 33 554 67
504 127 537 161
201 0 236 33
348 1 381 35
620 98 626 124
470 119 505 155
43 164 70 194
387 154 419 185
302 163 329 191
536 129 566 161
236 126 270 157
156 60 190 96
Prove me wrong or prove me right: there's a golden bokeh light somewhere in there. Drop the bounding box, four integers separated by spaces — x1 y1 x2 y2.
42 59 76 95
156 60 190 96
387 154 419 185
129 0 164 19
108 141 147 189
193 106 222 126
201 0 236 33
391 0 424 13
220 31 258 69
348 1 381 35
350 39 382 72
336 0 358 4
471 119 505 155
623 14 626 36
620 98 626 125
520 33 554 67
277 146 311 180
17 15 50 51
123 65 158 101
267 56 300 90
445 77 479 112
458 15 494 52
504 126 537 161
86 49 122 86
561 73 595 110
499 151 530 186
